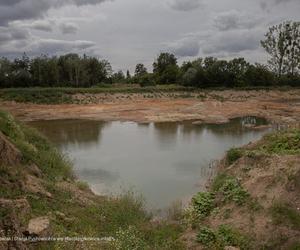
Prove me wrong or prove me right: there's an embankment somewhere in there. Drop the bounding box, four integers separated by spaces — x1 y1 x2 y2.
182 130 300 249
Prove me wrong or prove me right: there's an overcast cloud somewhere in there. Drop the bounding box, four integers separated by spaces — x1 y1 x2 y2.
0 0 299 71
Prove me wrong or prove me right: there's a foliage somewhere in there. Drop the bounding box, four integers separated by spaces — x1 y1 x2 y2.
111 226 149 250
135 63 148 77
0 111 73 180
218 177 249 205
192 192 215 218
0 53 112 88
261 21 300 76
196 227 216 246
0 86 190 104
153 53 179 84
227 148 243 165
197 225 251 249
260 130 300 155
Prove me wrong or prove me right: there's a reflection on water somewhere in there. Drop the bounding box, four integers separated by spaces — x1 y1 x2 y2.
29 117 271 210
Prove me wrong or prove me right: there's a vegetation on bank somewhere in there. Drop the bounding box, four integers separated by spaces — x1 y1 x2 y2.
0 85 298 105
0 85 191 104
185 129 300 249
0 111 184 249
0 21 299 89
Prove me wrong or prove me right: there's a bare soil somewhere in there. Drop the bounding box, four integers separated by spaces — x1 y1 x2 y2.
1 90 300 125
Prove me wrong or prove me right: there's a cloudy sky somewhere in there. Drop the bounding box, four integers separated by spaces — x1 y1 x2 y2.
0 0 299 72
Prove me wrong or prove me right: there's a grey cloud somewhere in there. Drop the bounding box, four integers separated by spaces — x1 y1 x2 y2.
201 29 262 55
260 0 297 10
167 0 203 11
27 20 53 32
0 0 109 26
59 22 78 34
0 0 23 6
167 37 200 57
0 26 30 46
30 39 96 54
214 10 261 31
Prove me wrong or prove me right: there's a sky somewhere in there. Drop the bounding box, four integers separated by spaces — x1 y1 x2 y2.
0 0 299 72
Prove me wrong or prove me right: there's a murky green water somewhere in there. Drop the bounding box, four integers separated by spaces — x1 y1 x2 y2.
29 117 270 210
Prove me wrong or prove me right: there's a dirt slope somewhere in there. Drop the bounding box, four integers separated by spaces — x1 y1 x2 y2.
182 130 300 249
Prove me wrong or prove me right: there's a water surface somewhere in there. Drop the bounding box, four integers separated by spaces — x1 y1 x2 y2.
29 117 270 210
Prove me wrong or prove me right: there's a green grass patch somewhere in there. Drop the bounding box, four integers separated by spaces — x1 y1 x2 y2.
0 111 73 180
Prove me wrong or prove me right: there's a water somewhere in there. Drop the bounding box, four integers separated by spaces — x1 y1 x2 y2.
29 117 270 210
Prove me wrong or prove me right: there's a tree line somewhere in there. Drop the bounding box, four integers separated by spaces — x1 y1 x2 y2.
0 21 299 88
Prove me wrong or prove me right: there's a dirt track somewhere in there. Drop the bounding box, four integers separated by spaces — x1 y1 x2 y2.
1 90 300 125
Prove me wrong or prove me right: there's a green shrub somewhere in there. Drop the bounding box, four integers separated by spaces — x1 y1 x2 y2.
217 225 250 249
219 178 249 205
197 225 251 249
196 227 216 245
192 192 215 218
261 130 300 155
227 148 243 165
212 173 229 192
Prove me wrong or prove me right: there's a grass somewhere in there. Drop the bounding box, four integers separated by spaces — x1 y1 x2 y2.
0 86 192 104
0 111 73 180
271 202 300 230
226 148 243 165
259 130 300 155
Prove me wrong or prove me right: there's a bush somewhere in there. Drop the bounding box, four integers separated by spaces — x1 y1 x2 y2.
261 130 300 155
196 227 216 245
197 225 251 249
226 148 243 165
192 192 215 218
219 178 249 205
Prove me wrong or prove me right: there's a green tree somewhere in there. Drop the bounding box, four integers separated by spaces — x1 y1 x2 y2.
134 64 147 77
261 21 300 76
153 52 179 84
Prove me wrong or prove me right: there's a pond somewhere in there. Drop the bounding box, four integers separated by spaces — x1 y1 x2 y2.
29 117 271 210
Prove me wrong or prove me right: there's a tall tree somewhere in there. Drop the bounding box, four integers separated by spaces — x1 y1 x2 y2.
261 21 300 76
134 64 147 77
153 53 178 84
